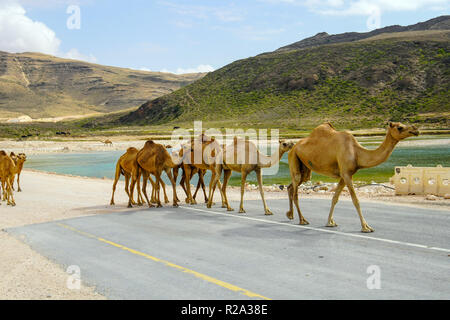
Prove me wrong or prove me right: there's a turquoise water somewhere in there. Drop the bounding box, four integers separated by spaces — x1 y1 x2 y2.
26 144 449 186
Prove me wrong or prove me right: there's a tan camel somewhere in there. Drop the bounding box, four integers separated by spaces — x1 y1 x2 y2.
0 151 16 206
182 135 227 208
9 152 26 192
286 122 419 232
128 141 190 208
176 167 208 204
215 139 294 214
110 147 144 206
103 139 113 146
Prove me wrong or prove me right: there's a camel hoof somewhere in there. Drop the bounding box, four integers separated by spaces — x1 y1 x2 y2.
299 219 309 225
286 211 294 220
157 204 163 208
239 209 246 214
227 207 234 212
361 225 375 233
110 201 115 206
264 210 273 216
127 204 133 208
173 204 179 208
326 220 338 227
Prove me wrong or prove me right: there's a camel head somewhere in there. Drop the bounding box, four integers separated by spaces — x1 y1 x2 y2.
387 122 419 141
17 153 27 163
279 140 295 154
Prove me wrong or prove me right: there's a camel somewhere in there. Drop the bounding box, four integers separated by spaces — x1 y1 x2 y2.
214 139 294 215
103 139 113 146
181 134 227 208
286 121 419 232
128 141 190 208
110 147 144 206
9 152 26 192
0 151 16 206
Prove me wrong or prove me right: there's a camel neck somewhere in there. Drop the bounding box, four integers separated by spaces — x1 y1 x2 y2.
259 149 284 168
357 132 398 169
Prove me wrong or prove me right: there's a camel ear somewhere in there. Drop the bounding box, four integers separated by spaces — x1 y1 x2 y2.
387 122 394 128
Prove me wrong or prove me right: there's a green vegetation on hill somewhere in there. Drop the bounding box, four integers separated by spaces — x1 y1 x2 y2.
115 31 449 129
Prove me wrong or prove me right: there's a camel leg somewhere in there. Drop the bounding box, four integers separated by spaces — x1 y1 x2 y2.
206 168 220 208
110 172 120 205
192 170 202 203
180 173 189 200
184 166 195 204
165 168 179 207
221 169 234 211
200 171 208 203
6 179 15 206
292 179 309 225
326 179 345 227
238 171 248 213
136 172 144 206
172 167 181 203
256 168 272 215
141 171 154 208
287 183 294 219
124 174 136 205
128 167 138 208
160 179 170 204
17 173 21 192
343 174 374 233
155 173 163 208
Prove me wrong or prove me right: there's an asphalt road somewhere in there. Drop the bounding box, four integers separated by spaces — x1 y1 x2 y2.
7 198 450 299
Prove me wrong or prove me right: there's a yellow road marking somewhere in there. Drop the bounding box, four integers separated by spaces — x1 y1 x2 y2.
57 223 270 300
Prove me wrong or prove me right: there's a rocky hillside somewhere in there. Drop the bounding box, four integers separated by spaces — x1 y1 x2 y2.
276 15 450 52
110 16 450 129
0 52 204 119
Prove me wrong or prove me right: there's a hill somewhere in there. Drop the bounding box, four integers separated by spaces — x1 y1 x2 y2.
109 16 450 130
0 52 204 119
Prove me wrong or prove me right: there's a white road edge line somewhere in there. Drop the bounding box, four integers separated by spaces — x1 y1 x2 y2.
180 206 450 253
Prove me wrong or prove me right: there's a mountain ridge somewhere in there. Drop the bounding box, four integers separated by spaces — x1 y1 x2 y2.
0 51 205 119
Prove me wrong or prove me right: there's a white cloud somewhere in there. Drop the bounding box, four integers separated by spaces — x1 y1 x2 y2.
303 0 449 15
159 64 215 74
0 0 61 54
0 0 96 63
160 1 244 24
63 48 97 63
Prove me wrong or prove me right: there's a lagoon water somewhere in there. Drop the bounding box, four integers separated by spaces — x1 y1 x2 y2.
26 144 449 186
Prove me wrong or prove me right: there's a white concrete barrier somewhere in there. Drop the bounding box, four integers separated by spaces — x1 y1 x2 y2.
391 165 449 196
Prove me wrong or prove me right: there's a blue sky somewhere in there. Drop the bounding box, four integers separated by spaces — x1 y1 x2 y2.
2 0 449 73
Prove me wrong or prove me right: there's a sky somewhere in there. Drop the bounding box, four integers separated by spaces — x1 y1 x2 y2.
0 0 448 74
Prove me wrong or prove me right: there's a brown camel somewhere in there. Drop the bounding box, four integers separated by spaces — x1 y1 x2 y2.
286 122 419 232
110 147 144 206
103 139 113 146
10 152 26 192
0 151 16 206
182 135 227 208
215 139 294 214
128 141 190 208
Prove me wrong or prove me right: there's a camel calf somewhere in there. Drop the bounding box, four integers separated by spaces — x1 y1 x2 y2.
10 152 26 192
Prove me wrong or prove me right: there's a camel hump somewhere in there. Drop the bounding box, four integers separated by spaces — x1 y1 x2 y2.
325 122 335 129
144 140 155 147
126 147 138 153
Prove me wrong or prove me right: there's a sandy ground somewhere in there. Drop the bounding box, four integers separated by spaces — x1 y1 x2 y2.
1 169 448 300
